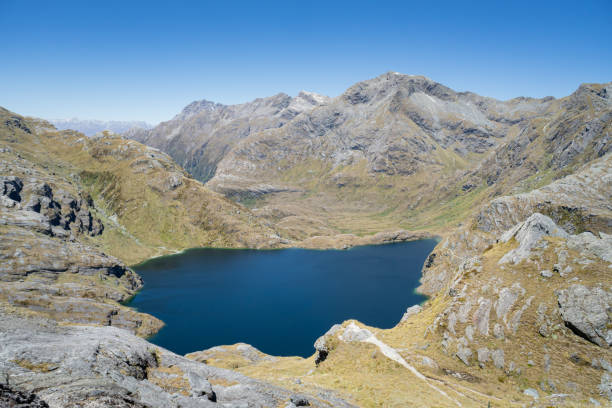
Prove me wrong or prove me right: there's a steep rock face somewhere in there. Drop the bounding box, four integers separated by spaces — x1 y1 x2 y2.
208 73 554 196
498 213 569 264
126 91 330 182
467 82 612 200
1 176 103 238
422 153 612 297
0 224 162 336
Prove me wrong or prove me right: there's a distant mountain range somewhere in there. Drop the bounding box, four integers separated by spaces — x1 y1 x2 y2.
50 118 153 136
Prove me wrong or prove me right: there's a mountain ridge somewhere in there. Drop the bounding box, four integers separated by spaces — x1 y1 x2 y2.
126 90 331 182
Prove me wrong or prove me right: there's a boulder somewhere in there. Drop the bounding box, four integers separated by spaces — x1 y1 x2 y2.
557 285 612 347
491 349 505 369
477 347 490 364
540 270 553 278
456 346 472 366
473 297 492 336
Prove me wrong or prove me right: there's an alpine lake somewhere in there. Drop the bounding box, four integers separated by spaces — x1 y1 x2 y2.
127 239 437 357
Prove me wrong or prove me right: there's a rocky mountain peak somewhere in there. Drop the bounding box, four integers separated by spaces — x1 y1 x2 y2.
284 91 330 117
176 99 225 121
342 71 456 105
296 90 330 105
566 82 612 110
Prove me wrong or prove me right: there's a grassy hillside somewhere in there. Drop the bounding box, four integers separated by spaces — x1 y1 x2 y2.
0 108 280 264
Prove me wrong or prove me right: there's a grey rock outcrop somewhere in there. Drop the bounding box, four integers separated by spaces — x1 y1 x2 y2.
491 349 505 369
0 311 351 408
498 213 568 264
0 383 50 408
477 348 490 364
556 285 612 347
314 324 343 365
567 232 612 263
1 175 23 202
477 152 612 236
0 224 161 336
456 346 472 366
473 297 492 336
600 373 612 401
401 304 423 323
1 176 104 238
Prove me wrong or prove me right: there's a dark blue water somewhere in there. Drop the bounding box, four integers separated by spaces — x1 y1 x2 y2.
128 240 436 357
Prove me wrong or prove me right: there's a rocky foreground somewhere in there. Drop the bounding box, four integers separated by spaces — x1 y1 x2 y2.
0 311 355 408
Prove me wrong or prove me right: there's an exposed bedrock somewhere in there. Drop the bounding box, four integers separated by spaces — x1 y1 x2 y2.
0 312 354 408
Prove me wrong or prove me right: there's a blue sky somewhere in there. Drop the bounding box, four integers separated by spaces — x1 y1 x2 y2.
1 0 610 124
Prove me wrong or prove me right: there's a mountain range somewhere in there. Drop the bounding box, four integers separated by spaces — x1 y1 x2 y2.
126 72 611 242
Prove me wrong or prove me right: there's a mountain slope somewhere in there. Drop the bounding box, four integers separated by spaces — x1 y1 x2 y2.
1 107 281 265
126 91 330 182
204 73 610 240
128 73 609 242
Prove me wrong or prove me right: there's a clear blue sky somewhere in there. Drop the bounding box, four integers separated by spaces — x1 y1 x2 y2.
1 0 610 124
